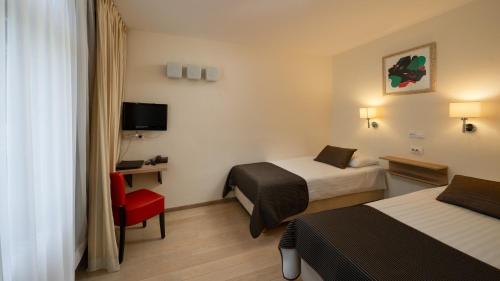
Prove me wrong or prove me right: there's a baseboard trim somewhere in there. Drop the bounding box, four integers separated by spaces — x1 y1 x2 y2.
165 197 237 213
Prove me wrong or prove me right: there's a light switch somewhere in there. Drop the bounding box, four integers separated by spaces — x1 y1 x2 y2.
408 131 425 139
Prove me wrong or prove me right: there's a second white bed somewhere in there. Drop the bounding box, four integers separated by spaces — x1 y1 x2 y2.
299 186 500 280
367 186 500 268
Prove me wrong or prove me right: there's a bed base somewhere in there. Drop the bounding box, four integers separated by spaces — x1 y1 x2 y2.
234 186 385 222
301 259 323 281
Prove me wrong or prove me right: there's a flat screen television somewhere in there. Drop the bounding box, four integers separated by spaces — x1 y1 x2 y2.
122 102 167 131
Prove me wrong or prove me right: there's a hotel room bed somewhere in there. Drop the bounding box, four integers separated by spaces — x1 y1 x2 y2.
223 156 386 237
270 157 385 202
279 185 500 281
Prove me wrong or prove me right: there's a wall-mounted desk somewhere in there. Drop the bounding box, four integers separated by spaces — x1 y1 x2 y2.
379 156 448 186
119 163 168 187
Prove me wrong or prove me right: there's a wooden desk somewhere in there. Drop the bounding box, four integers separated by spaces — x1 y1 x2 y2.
379 156 448 186
119 163 168 187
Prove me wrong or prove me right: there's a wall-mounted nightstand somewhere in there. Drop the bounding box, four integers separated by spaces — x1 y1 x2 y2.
380 156 449 187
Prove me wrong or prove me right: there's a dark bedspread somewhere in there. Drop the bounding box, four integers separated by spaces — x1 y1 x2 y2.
279 205 500 281
223 162 308 238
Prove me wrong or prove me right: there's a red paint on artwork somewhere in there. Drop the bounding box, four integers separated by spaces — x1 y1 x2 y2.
399 80 416 88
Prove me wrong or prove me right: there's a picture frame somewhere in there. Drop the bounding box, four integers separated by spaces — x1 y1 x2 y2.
382 42 436 95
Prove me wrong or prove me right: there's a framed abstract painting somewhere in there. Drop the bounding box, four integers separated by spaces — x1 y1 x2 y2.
382 42 436 95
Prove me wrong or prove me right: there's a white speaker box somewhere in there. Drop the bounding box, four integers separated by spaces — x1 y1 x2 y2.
204 66 220 82
186 64 202 80
166 63 182 79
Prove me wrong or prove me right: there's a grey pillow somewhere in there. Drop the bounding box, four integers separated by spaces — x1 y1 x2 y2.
437 175 500 219
314 145 357 169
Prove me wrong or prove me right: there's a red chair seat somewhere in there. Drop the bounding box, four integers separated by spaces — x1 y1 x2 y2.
113 189 164 226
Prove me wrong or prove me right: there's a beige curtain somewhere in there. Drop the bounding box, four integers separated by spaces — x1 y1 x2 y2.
88 0 127 272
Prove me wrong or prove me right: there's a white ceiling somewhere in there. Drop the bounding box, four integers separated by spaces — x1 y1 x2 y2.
116 0 474 55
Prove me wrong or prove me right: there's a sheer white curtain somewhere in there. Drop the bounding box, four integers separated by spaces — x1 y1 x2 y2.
0 0 5 279
0 0 87 280
75 0 89 269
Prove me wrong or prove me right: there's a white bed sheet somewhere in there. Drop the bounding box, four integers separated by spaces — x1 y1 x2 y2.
367 186 500 269
270 156 386 202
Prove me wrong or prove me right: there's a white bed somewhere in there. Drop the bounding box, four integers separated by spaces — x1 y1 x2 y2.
234 156 387 217
298 186 500 280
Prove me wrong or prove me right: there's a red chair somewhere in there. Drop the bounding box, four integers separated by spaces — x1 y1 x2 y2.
110 172 165 263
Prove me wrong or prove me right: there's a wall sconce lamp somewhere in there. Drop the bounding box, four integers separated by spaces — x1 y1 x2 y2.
359 107 378 128
449 102 481 133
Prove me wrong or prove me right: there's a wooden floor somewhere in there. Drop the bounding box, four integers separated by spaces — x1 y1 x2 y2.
76 201 298 281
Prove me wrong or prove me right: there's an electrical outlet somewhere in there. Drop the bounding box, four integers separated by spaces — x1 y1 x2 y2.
410 146 424 155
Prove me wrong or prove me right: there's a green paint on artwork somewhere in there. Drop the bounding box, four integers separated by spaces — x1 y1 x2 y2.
407 56 426 71
389 75 402 87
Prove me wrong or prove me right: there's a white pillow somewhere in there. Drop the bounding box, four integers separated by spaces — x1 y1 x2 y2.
349 154 378 168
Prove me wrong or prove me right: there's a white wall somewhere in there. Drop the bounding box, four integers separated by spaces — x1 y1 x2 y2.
330 0 500 195
122 31 332 208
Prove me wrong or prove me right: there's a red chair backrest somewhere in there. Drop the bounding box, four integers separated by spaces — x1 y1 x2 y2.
110 172 126 206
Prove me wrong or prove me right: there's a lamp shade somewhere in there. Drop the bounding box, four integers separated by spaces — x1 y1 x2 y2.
449 102 481 118
359 107 377 119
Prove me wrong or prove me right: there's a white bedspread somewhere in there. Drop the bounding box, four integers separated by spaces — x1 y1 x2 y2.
270 156 386 202
368 187 500 269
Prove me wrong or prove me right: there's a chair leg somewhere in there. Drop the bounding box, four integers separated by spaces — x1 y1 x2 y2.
142 220 147 228
119 207 126 264
159 212 165 239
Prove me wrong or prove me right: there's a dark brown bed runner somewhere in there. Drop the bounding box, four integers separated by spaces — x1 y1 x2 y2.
223 162 308 238
279 205 500 281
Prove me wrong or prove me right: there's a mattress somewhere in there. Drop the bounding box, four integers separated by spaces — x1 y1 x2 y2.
367 186 500 269
270 156 386 202
284 186 500 281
